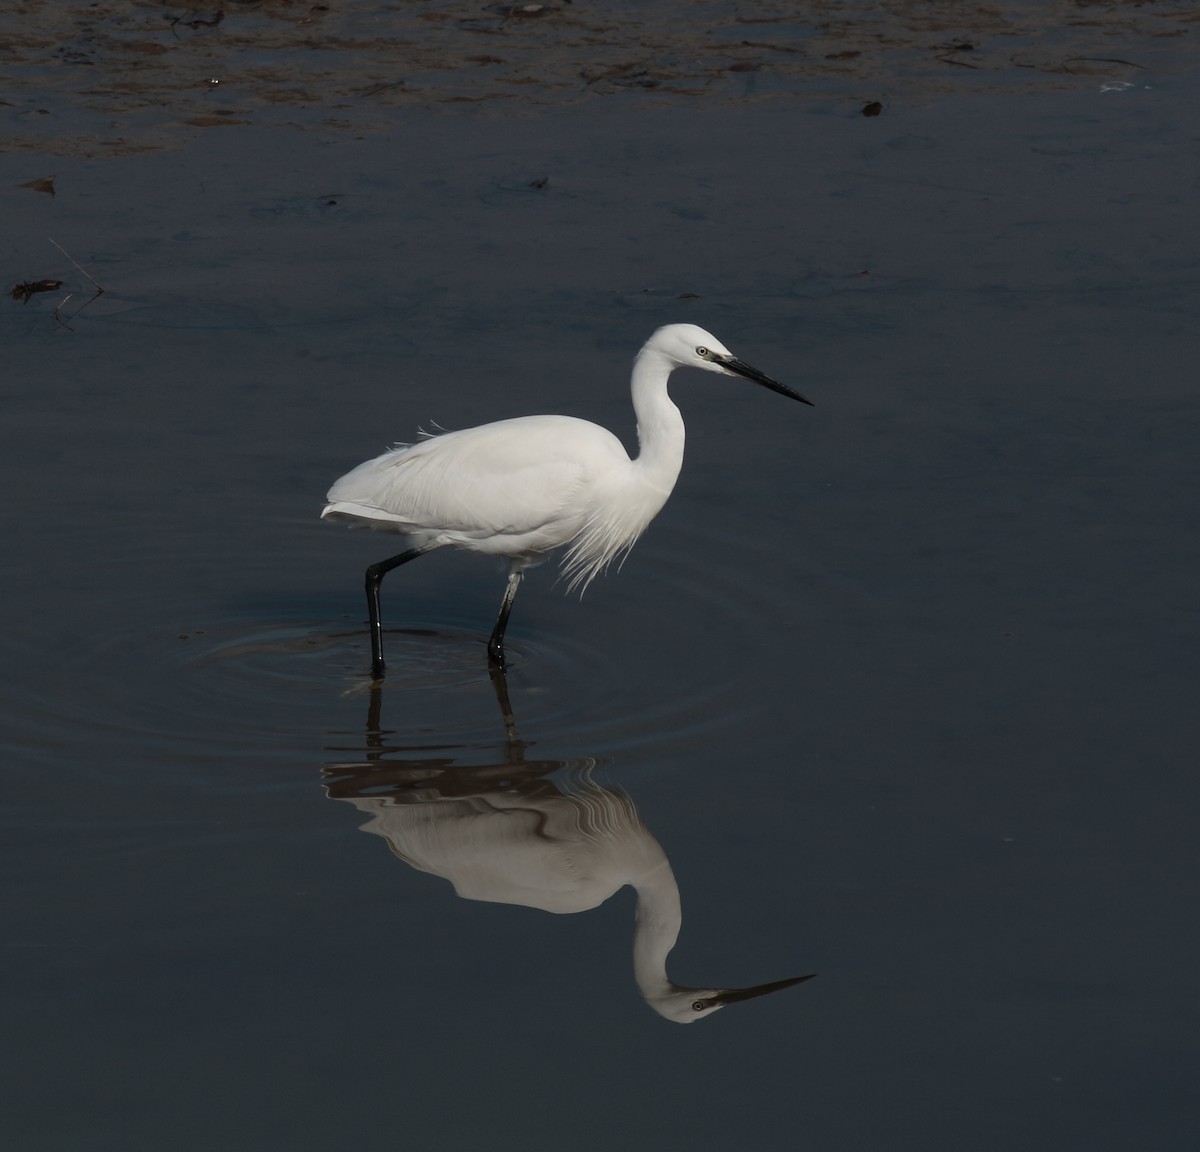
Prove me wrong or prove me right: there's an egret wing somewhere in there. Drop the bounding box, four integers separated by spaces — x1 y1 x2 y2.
324 415 630 538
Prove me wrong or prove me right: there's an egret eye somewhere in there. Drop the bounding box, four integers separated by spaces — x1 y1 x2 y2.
692 1000 707 1011
695 346 709 357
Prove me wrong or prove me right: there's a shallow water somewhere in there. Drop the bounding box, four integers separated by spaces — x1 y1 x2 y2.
3 6 1200 1150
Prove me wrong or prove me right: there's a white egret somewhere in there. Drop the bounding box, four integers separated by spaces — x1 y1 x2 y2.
321 323 812 676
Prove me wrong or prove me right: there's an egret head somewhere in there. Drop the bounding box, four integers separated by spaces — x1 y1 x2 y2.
645 323 813 406
649 973 817 1024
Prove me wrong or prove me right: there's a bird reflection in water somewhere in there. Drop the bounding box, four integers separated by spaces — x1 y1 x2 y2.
322 670 814 1022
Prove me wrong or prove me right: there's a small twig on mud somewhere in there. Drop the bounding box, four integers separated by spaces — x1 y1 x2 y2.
935 52 979 69
584 58 654 85
1062 56 1146 72
170 10 225 39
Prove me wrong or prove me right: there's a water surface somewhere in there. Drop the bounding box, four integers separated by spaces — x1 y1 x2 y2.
3 6 1199 1150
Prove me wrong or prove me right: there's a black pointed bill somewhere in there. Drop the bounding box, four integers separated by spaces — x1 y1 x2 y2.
720 355 814 406
694 972 817 1010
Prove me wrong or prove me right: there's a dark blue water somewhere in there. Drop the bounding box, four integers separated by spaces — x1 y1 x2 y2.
2 25 1198 1151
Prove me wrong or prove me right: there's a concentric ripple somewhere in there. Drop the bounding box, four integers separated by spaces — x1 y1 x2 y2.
4 513 806 774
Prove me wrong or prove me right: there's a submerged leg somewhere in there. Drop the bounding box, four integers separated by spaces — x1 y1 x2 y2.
365 542 440 679
486 661 520 748
487 568 523 668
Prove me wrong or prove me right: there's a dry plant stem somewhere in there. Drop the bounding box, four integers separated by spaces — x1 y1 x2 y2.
48 237 105 330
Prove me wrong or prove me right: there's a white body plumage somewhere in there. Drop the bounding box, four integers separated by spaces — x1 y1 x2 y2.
322 411 671 593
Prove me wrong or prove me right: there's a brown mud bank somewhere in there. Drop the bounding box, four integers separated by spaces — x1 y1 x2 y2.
2 0 1198 156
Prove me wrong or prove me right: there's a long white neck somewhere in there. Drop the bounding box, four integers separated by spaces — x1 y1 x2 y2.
630 347 686 497
631 855 685 1004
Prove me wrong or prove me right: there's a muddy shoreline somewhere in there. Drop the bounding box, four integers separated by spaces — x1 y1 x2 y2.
3 0 1198 156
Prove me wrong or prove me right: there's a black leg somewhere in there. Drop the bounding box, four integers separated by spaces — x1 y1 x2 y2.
487 568 523 668
364 543 438 679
